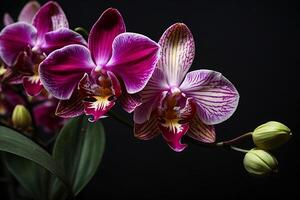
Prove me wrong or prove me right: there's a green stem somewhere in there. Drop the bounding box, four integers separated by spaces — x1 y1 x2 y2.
230 146 249 153
216 132 252 146
74 27 89 38
107 111 252 152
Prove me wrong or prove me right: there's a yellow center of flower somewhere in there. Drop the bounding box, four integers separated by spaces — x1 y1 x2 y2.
0 64 7 76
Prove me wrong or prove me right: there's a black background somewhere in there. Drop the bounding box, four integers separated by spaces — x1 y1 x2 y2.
1 0 299 199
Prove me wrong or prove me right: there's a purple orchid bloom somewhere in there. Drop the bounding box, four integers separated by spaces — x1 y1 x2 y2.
33 98 65 134
134 23 240 152
3 1 40 26
39 8 160 122
0 1 86 96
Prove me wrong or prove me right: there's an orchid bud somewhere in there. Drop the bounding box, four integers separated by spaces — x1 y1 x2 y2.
243 148 278 176
12 105 32 129
252 121 292 150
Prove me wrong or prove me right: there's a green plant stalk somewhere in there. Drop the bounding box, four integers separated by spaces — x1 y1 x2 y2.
108 110 251 153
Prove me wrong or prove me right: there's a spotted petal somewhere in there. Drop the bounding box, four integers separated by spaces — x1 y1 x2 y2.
108 33 160 94
0 22 37 66
23 75 43 96
32 1 68 46
159 121 189 152
157 23 195 87
56 90 85 118
119 93 142 113
88 8 125 66
18 1 40 24
134 112 160 140
180 69 239 125
39 44 95 100
188 113 216 143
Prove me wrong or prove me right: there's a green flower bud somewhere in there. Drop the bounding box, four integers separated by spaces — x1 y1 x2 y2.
252 121 292 150
243 148 278 176
12 105 32 129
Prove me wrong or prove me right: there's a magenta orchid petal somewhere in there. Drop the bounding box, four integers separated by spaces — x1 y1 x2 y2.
1 68 23 84
133 69 168 123
119 93 142 113
107 71 122 98
0 22 37 66
188 113 216 143
56 90 85 118
157 23 195 87
134 112 160 140
42 28 87 54
79 73 118 122
83 99 115 122
88 8 125 66
180 69 239 125
18 1 40 23
39 44 95 100
23 76 43 96
108 33 160 94
159 122 189 152
3 13 14 26
32 1 68 46
33 99 64 133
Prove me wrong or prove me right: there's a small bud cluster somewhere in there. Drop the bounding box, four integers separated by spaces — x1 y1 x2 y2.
243 121 291 176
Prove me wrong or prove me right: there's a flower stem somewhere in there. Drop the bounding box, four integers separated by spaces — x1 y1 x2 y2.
230 146 249 153
216 132 253 146
106 110 252 152
74 27 89 39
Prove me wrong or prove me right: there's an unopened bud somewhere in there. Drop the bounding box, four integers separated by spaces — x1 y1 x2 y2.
12 105 32 129
253 121 292 150
243 148 278 176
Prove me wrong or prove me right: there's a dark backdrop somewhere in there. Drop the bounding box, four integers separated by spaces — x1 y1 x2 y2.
1 0 299 199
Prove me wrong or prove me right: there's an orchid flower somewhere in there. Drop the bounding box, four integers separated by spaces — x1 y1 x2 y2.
0 1 86 96
33 97 65 134
39 8 160 122
3 1 40 26
134 23 240 152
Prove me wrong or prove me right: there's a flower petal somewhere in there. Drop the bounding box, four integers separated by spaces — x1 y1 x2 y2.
32 1 68 45
3 13 14 26
39 44 95 100
157 23 195 87
108 33 160 94
88 8 125 66
158 121 189 152
18 1 40 24
56 90 85 118
23 75 43 96
0 22 37 66
42 28 87 54
133 69 168 124
83 98 115 122
33 99 64 133
119 93 142 113
134 112 160 140
180 70 239 125
188 113 216 143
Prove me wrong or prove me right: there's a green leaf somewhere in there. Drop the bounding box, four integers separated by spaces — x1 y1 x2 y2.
4 154 51 200
0 126 72 198
53 116 105 195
